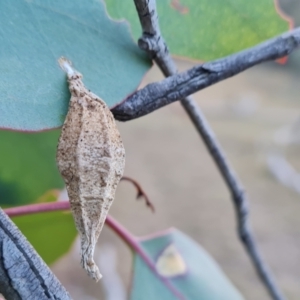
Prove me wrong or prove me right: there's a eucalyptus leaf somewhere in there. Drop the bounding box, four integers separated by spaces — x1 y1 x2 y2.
0 130 63 206
105 0 291 61
12 209 77 265
0 0 151 131
131 229 244 300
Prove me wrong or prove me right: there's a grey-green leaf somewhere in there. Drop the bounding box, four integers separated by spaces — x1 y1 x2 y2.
0 0 151 131
131 229 244 300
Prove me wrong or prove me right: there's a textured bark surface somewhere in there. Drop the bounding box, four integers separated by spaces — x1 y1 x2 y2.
56 62 125 281
0 208 71 300
112 27 300 123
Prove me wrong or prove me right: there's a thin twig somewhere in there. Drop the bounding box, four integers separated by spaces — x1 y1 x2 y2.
121 176 155 212
112 27 300 122
130 1 286 300
3 202 70 217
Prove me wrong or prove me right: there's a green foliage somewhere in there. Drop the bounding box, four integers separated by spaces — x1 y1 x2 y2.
131 229 244 299
12 209 77 264
105 0 291 61
0 130 63 205
0 0 151 131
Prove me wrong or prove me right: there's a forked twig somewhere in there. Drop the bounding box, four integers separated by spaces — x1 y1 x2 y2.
121 176 155 212
112 27 300 121
130 1 286 300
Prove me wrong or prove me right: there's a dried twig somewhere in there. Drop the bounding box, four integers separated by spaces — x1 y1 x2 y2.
112 27 300 122
121 176 155 212
128 1 287 300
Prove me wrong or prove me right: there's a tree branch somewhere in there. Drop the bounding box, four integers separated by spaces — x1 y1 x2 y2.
0 208 72 300
126 1 288 300
112 27 300 121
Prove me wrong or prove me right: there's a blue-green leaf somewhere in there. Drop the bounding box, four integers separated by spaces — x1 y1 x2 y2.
131 229 244 300
0 0 151 131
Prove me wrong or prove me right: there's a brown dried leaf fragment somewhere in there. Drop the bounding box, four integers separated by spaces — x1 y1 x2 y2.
56 58 125 281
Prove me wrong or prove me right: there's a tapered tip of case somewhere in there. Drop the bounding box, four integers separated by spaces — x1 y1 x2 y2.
81 255 102 281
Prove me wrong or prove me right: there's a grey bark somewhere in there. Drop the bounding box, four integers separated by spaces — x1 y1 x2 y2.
112 27 300 122
0 208 72 300
126 1 288 300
